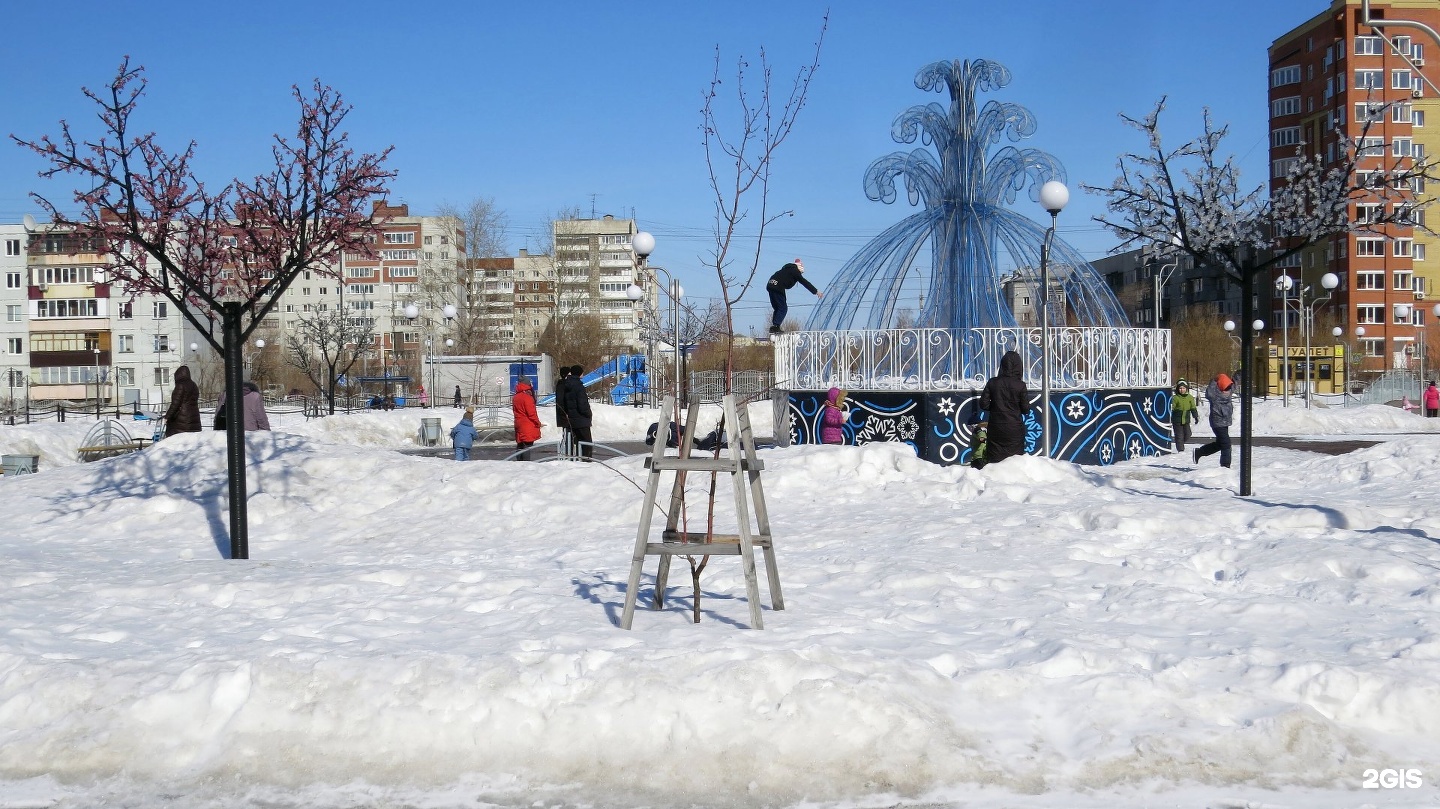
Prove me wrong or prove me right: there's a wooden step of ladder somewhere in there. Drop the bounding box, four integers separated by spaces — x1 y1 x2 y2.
621 394 783 629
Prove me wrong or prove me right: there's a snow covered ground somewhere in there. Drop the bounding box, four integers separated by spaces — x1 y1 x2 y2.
2 398 1440 808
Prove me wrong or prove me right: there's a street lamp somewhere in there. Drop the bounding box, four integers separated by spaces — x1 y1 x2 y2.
189 342 200 391
1036 180 1068 458
1299 273 1339 408
92 347 101 418
630 231 682 410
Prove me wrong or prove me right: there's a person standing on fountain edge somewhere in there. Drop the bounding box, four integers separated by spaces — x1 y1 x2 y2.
1193 373 1234 468
766 258 822 334
978 350 1030 464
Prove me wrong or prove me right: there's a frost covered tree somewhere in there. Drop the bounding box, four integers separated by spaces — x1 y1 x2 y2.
13 59 394 555
1089 97 1436 495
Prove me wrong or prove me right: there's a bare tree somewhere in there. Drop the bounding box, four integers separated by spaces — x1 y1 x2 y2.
13 59 392 556
283 307 376 413
1087 97 1436 495
535 309 626 372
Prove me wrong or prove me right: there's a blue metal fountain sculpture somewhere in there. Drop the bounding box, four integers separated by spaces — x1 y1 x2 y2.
781 60 1172 466
806 59 1127 331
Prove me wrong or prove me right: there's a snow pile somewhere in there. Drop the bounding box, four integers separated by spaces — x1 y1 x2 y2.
1 403 1439 808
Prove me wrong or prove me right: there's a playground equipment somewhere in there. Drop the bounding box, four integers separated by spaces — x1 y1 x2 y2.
537 354 649 406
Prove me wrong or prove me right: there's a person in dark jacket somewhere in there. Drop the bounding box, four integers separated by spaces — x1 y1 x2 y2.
559 364 594 459
1194 373 1235 468
453 385 462 408
766 259 823 334
978 350 1030 464
163 365 202 437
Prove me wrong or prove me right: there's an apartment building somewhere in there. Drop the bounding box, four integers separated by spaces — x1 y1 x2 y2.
1 201 466 404
1090 250 1245 327
465 249 555 353
553 215 652 349
1270 1 1440 377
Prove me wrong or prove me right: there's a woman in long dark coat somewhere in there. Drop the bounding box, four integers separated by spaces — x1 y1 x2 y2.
163 365 203 436
978 350 1030 464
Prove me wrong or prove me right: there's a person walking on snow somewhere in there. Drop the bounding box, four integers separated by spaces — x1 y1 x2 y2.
450 409 478 461
1425 381 1439 418
1193 373 1235 468
1170 379 1198 452
511 378 543 460
162 365 202 437
453 385 462 408
766 258 822 334
559 364 594 459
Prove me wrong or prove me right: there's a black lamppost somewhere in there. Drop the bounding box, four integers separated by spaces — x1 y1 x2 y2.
1037 180 1069 458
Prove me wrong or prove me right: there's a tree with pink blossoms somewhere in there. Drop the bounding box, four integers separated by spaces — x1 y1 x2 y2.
13 59 395 558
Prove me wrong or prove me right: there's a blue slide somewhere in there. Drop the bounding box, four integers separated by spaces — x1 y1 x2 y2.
537 354 649 406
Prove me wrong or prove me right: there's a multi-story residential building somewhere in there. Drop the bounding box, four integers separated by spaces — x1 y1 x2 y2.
2 224 28 404
1270 1 1440 378
1091 249 1244 327
465 250 556 354
552 215 652 349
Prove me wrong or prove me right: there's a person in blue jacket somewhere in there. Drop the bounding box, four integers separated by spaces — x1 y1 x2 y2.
450 408 479 461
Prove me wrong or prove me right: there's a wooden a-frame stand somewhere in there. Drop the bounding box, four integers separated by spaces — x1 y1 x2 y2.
620 394 783 629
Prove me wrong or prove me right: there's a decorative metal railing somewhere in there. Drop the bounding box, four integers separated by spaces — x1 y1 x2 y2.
774 327 1171 391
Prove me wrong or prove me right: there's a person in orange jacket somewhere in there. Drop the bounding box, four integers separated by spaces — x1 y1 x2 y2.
512 378 543 460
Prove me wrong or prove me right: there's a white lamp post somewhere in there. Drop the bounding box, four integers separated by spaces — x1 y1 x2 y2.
1275 275 1294 406
1036 180 1068 458
630 231 681 409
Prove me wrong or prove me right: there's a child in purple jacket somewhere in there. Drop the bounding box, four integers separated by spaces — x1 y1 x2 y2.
821 387 848 445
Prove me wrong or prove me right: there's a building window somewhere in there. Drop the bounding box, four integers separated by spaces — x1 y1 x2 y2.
1393 70 1414 90
383 232 415 245
1394 239 1414 258
116 367 134 387
1393 137 1414 157
118 334 134 353
5 338 20 355
154 367 170 386
1356 203 1383 224
1359 338 1384 356
1392 102 1414 123
347 284 375 295
118 301 132 320
1272 95 1307 116
3 239 19 256
1357 304 1384 324
424 235 433 245
1271 126 1302 147
153 334 170 353
153 301 168 319
1394 36 1413 56
1356 69 1384 89
1357 102 1385 123
1356 36 1383 56
1359 137 1385 156
379 249 417 261
1417 277 1428 294
1356 239 1386 257
1395 271 1413 290
35 299 99 318
1272 157 1301 178
346 267 372 279
1356 272 1384 290
1416 244 1428 261
5 305 20 322
4 272 19 289
1271 65 1301 86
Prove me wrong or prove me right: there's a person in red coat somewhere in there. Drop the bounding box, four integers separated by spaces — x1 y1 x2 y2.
512 378 543 460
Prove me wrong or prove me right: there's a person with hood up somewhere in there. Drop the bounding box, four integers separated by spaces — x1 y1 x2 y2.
162 365 202 437
511 378 543 460
766 258 823 334
978 350 1030 464
453 386 462 408
450 408 478 461
559 364 594 459
241 381 271 431
1170 379 1199 452
820 387 848 445
1193 373 1235 468
1426 381 1439 418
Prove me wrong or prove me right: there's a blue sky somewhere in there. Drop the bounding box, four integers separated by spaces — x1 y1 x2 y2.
0 0 1329 333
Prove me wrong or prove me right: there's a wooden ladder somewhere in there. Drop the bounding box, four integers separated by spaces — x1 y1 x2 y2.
621 394 784 629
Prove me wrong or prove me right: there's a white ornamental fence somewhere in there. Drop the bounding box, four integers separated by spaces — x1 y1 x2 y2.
773 327 1171 392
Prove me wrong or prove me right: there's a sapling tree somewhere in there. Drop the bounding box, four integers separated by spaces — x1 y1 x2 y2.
14 59 394 556
1088 97 1436 495
283 307 376 413
671 19 825 623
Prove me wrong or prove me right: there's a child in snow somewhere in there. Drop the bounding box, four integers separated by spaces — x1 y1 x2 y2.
1170 379 1198 452
820 387 848 445
450 409 478 461
969 423 989 469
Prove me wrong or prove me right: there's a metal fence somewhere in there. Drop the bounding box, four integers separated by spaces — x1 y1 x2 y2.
687 370 775 404
1356 370 1422 406
773 327 1171 391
